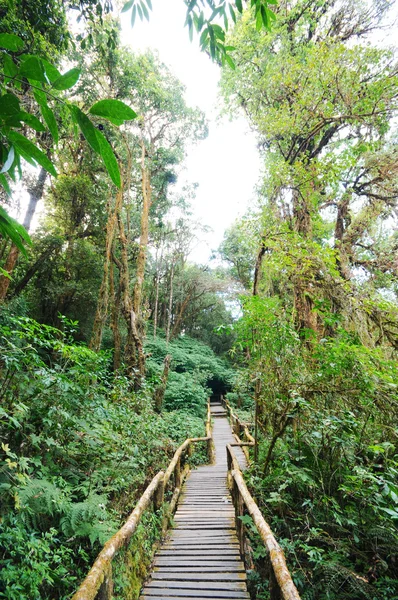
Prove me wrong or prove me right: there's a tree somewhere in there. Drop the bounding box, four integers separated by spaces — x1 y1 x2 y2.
221 0 398 338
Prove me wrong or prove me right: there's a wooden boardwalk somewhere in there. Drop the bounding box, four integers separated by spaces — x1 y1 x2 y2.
140 403 248 600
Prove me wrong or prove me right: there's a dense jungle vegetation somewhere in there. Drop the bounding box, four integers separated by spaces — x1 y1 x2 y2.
1 0 398 599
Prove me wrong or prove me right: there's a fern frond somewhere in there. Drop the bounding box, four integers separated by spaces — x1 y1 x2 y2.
60 494 118 545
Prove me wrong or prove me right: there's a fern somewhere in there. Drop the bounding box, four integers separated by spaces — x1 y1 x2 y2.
18 478 63 529
60 494 118 545
319 562 376 600
367 525 398 553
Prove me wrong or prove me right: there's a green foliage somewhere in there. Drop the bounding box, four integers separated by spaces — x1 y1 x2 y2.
0 516 83 600
146 332 234 414
0 315 208 599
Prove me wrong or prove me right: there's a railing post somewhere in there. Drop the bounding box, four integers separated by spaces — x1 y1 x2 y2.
236 487 245 559
97 564 113 600
175 457 181 489
154 473 164 511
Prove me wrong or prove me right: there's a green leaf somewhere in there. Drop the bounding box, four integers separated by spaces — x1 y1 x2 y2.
199 28 209 47
19 56 47 82
146 0 152 10
261 5 269 28
89 99 137 122
235 0 243 13
40 59 61 83
229 4 237 24
18 111 45 132
121 0 134 12
0 146 15 174
8 131 57 177
212 24 225 41
3 55 18 80
0 33 24 52
131 4 137 27
33 89 48 108
95 130 121 188
225 54 236 70
41 105 59 144
52 67 80 91
256 8 263 31
70 105 100 154
0 173 11 195
140 0 149 20
0 93 20 116
0 205 31 256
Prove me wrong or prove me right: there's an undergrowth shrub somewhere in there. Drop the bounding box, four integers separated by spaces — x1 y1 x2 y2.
230 297 398 600
0 316 209 599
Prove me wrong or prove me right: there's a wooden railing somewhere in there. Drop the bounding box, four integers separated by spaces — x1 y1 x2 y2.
72 402 213 600
221 395 255 461
227 443 301 600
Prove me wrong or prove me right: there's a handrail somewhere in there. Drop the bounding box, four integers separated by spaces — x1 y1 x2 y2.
72 401 213 600
221 395 254 460
227 443 301 600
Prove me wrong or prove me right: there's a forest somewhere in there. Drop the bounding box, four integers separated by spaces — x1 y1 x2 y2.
0 0 397 599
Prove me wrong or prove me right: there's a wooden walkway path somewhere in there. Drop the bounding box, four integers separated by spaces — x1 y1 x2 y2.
140 402 249 600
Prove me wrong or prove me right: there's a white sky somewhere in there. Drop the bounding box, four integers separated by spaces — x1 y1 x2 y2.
120 0 261 264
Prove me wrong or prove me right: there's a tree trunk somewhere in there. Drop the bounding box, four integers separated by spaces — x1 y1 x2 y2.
11 240 61 297
89 194 119 351
153 246 163 339
109 258 122 372
0 168 47 300
117 202 145 385
166 261 175 344
132 139 152 324
292 189 318 335
334 193 351 280
170 289 192 340
253 239 266 296
153 354 171 413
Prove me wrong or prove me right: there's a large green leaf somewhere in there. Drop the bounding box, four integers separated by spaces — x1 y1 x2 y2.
8 131 57 177
33 89 48 108
95 130 121 188
89 99 137 123
0 206 31 256
18 111 46 132
121 0 134 12
3 55 18 81
0 33 24 52
19 56 47 82
41 105 59 144
0 93 20 116
41 59 61 83
52 68 80 91
70 105 101 154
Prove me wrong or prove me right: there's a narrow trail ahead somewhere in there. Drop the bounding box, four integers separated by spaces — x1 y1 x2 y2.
140 402 249 600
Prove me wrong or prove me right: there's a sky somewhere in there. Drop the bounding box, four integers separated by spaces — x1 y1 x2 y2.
120 0 262 264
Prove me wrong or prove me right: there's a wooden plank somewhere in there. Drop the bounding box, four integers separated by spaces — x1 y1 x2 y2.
142 593 249 599
152 565 246 577
154 560 244 568
161 545 240 551
146 581 247 591
151 572 247 581
159 550 240 556
139 414 251 600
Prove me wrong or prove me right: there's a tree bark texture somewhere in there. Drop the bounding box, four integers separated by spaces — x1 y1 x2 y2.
132 139 152 321
89 193 119 352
